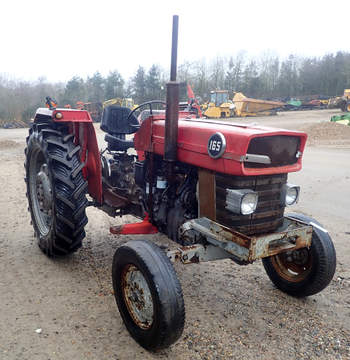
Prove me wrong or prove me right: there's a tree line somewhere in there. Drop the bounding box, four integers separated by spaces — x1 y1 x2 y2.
1 51 350 124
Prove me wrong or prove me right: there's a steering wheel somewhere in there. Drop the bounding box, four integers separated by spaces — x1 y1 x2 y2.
127 100 166 126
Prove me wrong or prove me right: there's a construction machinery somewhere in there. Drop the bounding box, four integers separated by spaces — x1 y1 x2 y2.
24 16 336 351
284 95 330 111
233 92 285 116
179 83 202 118
331 113 350 125
319 98 330 107
76 101 103 122
340 89 350 112
103 97 137 110
203 90 234 118
328 89 350 112
203 90 285 118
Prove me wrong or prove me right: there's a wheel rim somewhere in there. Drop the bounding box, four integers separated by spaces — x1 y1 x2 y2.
29 147 53 236
270 248 312 282
121 264 154 330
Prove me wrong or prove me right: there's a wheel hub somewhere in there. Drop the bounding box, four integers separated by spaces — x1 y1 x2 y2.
272 247 312 282
289 248 309 265
36 164 52 212
122 265 154 329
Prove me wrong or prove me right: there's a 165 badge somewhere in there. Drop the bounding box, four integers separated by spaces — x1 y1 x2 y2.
207 132 226 159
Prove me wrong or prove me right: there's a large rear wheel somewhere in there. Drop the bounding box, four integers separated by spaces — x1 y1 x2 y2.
262 213 336 297
340 100 349 112
25 122 88 256
112 240 185 350
346 101 350 112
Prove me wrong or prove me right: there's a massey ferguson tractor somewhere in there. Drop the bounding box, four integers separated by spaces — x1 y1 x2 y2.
25 16 336 351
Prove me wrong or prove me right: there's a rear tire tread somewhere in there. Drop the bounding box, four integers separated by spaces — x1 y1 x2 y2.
25 122 88 257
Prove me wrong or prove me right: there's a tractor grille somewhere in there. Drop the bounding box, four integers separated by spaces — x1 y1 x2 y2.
245 135 300 168
216 173 287 235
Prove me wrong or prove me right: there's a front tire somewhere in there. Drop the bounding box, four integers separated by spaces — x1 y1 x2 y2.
25 122 88 257
262 213 336 297
112 240 185 350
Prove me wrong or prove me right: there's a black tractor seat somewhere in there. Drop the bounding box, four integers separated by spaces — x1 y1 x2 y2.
104 134 134 152
100 105 139 151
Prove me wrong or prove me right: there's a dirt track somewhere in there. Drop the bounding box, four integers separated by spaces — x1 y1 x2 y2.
0 109 350 359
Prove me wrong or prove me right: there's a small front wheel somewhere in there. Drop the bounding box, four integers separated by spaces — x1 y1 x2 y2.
262 213 336 297
112 240 185 350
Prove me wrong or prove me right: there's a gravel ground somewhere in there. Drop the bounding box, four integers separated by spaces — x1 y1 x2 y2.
0 109 350 359
302 121 350 146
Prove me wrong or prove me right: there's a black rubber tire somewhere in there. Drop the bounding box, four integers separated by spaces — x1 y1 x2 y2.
112 240 185 351
340 100 347 112
262 213 336 297
166 206 187 245
25 122 88 257
346 101 350 113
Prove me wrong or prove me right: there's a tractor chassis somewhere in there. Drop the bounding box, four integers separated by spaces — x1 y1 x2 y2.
167 216 313 265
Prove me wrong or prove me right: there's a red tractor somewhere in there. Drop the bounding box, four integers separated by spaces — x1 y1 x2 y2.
25 16 336 351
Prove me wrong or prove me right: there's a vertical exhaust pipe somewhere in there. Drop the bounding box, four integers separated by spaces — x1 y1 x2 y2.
164 15 179 181
169 15 179 82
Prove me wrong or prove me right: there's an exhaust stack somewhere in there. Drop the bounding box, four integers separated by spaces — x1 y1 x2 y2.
164 15 180 180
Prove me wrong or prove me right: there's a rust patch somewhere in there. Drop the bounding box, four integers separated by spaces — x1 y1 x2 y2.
190 254 200 263
180 245 198 250
211 222 251 248
198 169 216 220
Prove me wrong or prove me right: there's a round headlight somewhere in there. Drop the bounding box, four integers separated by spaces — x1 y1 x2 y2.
285 185 300 206
241 192 258 215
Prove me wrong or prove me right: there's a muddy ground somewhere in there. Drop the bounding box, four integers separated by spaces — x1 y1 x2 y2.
0 109 349 360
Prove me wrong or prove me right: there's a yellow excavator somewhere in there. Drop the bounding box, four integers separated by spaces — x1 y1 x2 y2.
328 89 350 112
103 98 138 110
202 90 235 118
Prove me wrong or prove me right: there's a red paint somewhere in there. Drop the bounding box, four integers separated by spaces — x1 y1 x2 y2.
53 108 92 122
134 115 307 176
110 214 158 235
35 105 306 210
44 108 103 203
85 124 102 203
187 84 195 100
187 84 202 117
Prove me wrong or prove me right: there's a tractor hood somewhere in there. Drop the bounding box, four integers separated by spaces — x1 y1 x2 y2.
134 115 307 176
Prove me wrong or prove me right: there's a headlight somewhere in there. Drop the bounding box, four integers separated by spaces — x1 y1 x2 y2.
226 189 258 215
241 192 259 215
285 184 300 206
55 112 63 119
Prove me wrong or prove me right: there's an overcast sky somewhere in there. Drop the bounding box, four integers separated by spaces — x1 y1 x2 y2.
1 0 349 83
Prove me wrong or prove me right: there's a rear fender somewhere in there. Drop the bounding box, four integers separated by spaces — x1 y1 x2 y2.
34 108 103 203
